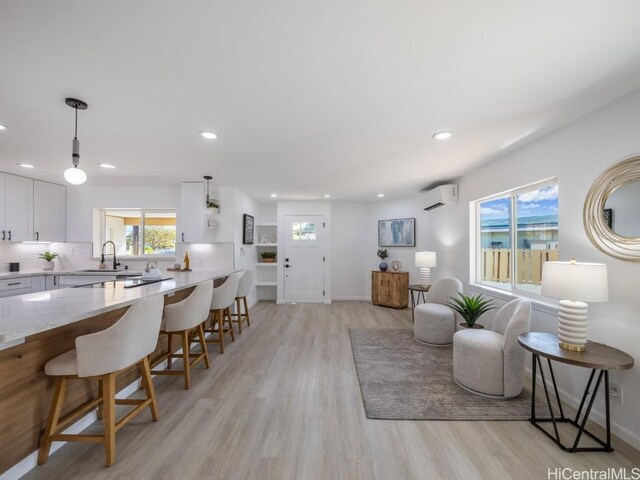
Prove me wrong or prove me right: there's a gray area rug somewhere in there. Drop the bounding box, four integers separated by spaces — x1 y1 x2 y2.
349 328 549 420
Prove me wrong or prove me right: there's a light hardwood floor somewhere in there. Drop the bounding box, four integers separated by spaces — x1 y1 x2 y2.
23 301 639 480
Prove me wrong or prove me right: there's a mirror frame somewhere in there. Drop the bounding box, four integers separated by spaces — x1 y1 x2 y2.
583 155 640 261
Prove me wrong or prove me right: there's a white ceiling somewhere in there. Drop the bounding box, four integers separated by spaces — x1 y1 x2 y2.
2 1 640 201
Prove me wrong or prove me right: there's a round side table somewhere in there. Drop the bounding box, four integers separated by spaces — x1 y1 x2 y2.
408 284 430 323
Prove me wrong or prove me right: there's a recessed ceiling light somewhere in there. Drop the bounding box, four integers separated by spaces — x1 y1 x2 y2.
199 131 218 140
98 163 116 169
377 193 385 198
270 193 278 198
432 131 452 140
0 124 7 130
324 194 331 198
17 163 34 168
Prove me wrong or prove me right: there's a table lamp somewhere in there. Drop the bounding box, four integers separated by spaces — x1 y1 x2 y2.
415 251 437 288
541 258 608 352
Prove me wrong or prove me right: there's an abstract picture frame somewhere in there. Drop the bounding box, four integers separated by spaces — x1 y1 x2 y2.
378 218 415 247
243 214 254 245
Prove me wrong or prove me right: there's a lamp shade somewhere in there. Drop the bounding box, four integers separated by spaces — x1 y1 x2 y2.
541 260 608 302
415 251 437 268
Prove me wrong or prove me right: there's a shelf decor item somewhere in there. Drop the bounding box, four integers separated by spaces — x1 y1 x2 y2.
377 248 389 271
390 260 402 272
448 292 494 329
38 251 59 271
415 251 437 287
378 218 415 247
541 258 608 352
243 214 254 244
260 251 277 263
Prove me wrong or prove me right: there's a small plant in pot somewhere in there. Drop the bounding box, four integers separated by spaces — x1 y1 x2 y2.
39 251 59 271
377 249 389 272
448 292 495 329
261 251 277 263
206 200 220 214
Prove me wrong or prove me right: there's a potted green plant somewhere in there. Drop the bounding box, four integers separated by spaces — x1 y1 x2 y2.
448 292 495 329
38 251 59 271
377 249 389 272
206 200 220 214
260 251 277 263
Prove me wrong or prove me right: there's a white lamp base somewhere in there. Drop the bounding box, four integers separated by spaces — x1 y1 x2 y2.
557 299 588 352
419 268 431 288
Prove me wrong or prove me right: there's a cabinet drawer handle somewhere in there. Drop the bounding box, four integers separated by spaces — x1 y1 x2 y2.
1 231 4 241
35 232 39 241
7 230 11 241
7 282 21 286
181 232 185 242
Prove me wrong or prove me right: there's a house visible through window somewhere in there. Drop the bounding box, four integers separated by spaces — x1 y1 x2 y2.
475 181 558 295
98 209 176 256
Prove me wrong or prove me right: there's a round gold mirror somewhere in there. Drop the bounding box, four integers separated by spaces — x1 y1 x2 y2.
584 155 640 261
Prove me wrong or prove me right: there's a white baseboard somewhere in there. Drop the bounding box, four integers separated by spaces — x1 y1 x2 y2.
331 296 369 301
524 368 640 451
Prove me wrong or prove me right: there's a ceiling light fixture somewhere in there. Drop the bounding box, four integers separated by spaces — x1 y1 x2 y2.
17 163 34 169
0 124 6 130
199 131 218 140
432 131 452 140
98 163 116 169
270 193 278 198
377 193 385 198
63 98 88 185
324 194 331 198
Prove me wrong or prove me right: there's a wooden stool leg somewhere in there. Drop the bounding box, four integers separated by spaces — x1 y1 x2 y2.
243 296 251 326
182 331 191 389
217 310 225 354
199 323 210 368
226 308 235 341
166 333 173 370
140 356 159 421
236 298 243 334
38 376 67 465
97 379 104 420
103 373 116 467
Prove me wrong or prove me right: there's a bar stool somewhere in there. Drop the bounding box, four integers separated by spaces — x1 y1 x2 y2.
38 295 164 467
232 269 255 334
205 271 243 353
151 281 213 389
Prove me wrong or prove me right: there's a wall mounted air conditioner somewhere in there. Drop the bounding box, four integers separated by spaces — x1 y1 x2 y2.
424 184 458 211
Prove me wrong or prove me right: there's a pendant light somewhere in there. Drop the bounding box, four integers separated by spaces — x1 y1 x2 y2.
63 98 88 185
204 175 213 204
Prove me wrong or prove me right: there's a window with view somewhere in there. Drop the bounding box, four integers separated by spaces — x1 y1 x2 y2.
98 209 176 256
476 181 558 295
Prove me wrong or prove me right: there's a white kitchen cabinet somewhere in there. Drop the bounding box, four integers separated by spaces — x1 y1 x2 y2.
177 182 204 243
0 277 32 297
33 180 66 242
45 275 59 290
30 275 46 293
1 174 33 242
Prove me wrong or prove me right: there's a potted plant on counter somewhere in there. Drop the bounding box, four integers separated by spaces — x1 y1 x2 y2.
39 251 59 271
448 292 495 329
377 249 389 272
260 251 277 263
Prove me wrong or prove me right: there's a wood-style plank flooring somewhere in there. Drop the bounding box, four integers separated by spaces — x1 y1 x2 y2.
23 301 639 480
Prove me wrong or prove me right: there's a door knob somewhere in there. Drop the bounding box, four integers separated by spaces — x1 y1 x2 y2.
285 264 291 268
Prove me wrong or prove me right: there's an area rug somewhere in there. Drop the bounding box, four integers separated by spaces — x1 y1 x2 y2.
349 328 549 421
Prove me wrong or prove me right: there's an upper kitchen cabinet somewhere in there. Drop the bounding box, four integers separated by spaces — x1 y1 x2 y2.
1 173 33 242
33 180 66 242
177 182 204 243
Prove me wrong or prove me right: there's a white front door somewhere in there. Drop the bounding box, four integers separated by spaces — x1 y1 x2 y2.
283 215 325 303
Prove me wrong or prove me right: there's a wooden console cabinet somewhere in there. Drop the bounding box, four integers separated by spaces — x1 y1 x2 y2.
371 271 409 309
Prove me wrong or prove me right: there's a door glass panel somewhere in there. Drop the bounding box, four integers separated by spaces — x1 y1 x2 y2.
515 185 559 294
292 222 317 240
478 197 512 291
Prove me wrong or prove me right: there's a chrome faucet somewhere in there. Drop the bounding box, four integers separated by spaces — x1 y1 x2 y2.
101 241 121 270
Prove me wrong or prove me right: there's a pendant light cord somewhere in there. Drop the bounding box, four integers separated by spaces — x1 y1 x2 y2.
74 106 78 138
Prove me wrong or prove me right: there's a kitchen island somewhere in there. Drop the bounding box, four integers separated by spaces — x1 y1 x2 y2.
0 270 231 476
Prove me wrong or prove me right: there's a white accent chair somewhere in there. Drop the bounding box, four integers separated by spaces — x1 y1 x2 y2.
206 271 243 353
39 295 165 467
233 269 255 334
414 278 463 346
453 298 532 398
151 281 214 389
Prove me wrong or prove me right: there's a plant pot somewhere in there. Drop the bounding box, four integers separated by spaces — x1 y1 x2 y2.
458 322 484 329
208 207 220 214
379 261 388 272
262 258 276 263
43 261 55 271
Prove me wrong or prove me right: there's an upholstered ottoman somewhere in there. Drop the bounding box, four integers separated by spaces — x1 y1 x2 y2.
414 303 457 346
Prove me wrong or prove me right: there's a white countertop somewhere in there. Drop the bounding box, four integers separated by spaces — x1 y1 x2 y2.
0 269 144 280
0 270 231 345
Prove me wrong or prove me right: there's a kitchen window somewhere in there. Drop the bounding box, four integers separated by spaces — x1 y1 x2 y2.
474 180 558 295
95 209 176 256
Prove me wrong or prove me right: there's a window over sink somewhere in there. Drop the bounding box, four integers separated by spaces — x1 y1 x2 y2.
94 209 176 257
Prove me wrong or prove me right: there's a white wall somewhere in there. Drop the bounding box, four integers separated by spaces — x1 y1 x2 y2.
331 202 368 300
424 88 640 449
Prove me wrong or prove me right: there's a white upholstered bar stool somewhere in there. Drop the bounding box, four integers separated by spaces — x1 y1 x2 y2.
232 269 255 334
205 271 243 353
38 295 164 467
151 281 213 389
